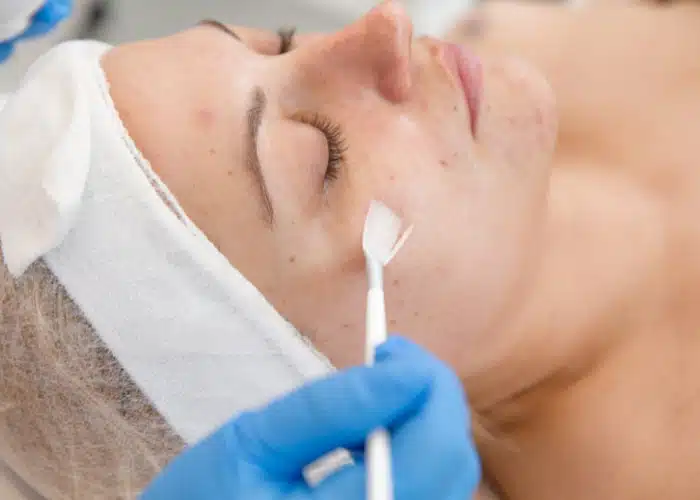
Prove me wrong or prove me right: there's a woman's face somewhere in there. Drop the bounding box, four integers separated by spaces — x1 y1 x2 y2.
102 0 556 382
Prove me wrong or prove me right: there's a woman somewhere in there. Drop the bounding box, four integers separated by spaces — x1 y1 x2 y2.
0 0 553 498
446 1 700 499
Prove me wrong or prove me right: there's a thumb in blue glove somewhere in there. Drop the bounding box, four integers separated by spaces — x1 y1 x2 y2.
141 336 481 500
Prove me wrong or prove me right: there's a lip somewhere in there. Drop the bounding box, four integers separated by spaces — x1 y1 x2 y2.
440 42 483 135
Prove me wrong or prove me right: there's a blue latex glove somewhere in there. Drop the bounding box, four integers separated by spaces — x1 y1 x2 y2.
0 0 73 63
141 337 481 500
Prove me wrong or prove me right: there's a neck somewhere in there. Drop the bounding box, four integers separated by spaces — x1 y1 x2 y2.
468 161 667 452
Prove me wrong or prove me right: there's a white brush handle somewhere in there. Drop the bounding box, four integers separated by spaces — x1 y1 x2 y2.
367 428 393 500
365 286 394 500
365 287 387 364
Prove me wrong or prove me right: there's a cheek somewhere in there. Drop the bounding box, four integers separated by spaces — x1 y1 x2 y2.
378 190 546 374
394 214 534 311
271 261 369 369
477 57 557 173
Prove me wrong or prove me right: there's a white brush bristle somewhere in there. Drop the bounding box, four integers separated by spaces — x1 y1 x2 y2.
362 201 411 266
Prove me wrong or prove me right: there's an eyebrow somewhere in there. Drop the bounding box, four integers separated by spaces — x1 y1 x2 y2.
198 19 275 225
198 19 241 40
246 87 275 226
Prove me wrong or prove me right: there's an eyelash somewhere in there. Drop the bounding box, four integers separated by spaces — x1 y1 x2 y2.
296 112 348 183
277 29 346 184
277 27 296 54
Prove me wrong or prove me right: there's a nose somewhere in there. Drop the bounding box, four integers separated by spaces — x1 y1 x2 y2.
299 0 414 103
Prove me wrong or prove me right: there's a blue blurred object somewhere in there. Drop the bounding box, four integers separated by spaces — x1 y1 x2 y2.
0 0 73 63
141 337 481 500
0 41 12 61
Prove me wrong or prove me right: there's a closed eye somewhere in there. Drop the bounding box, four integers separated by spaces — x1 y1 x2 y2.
293 112 347 185
277 27 296 54
198 21 342 185
198 20 297 56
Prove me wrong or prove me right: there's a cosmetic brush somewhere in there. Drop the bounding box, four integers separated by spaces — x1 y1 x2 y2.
362 200 413 500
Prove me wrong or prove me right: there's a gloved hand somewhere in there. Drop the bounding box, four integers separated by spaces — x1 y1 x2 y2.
141 336 481 500
0 0 73 63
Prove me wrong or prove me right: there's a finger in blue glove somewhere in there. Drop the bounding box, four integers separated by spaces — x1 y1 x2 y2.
316 337 481 500
233 337 435 481
386 338 482 499
140 337 480 500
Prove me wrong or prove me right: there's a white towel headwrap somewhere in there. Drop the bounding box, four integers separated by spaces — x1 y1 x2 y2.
0 41 334 445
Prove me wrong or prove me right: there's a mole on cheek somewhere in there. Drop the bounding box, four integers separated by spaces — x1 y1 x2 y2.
289 255 297 264
440 159 449 168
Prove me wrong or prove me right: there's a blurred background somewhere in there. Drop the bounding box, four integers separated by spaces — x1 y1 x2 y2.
0 0 474 92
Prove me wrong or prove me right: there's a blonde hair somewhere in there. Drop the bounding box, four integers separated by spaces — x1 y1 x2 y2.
0 255 183 499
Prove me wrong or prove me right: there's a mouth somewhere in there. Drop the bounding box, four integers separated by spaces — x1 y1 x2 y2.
440 42 483 135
